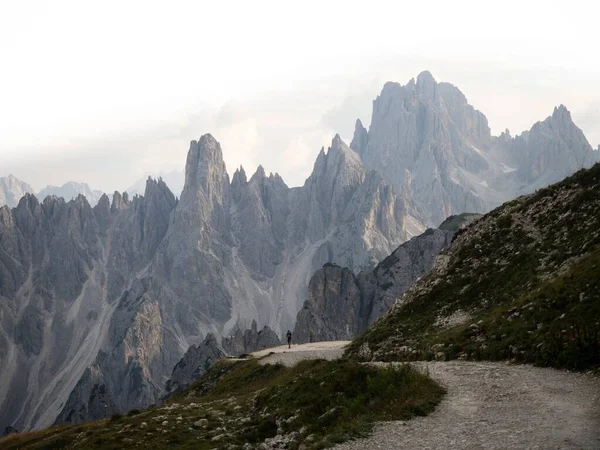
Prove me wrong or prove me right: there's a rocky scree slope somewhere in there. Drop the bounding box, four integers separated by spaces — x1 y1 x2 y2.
294 214 479 343
352 71 600 228
348 164 600 370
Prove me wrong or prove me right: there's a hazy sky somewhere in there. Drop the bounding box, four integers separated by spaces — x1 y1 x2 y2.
1 0 599 192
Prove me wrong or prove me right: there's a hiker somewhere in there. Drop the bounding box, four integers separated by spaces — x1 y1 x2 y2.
286 330 292 348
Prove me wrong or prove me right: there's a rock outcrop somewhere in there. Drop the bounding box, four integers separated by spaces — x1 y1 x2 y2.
222 320 280 356
0 175 34 208
294 214 479 342
163 334 224 397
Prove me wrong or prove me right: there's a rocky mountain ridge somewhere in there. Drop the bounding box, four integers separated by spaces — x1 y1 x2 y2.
352 71 600 227
0 133 410 431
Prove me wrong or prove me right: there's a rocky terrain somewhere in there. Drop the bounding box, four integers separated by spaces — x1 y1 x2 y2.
294 214 479 342
0 134 411 431
37 181 105 207
348 163 600 371
164 321 281 397
0 175 34 208
352 71 600 227
221 320 280 357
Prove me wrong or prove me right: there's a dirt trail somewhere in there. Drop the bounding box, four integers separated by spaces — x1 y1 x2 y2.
336 361 600 450
251 341 351 366
252 342 600 449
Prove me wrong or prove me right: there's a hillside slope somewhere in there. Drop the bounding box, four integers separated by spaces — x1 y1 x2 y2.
0 356 443 449
347 164 600 370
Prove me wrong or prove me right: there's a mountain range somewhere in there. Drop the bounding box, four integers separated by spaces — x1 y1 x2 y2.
0 179 104 208
351 71 600 227
0 71 598 432
0 176 34 208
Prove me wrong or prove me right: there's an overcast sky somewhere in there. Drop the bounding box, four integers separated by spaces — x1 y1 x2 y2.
1 0 599 193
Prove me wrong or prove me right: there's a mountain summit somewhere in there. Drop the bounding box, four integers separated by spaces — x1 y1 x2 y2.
351 71 600 227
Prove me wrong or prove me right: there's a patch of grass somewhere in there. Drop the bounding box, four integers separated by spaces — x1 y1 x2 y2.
0 359 444 450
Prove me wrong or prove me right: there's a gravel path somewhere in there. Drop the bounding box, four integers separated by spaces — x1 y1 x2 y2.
335 360 600 450
251 341 351 366
251 343 600 448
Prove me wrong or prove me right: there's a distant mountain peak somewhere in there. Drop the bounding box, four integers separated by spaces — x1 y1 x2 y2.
37 181 104 207
0 174 35 208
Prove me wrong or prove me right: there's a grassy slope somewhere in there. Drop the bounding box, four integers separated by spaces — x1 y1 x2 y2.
347 164 600 370
0 359 444 450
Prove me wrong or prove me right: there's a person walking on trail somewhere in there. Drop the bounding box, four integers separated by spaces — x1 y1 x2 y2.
286 330 292 349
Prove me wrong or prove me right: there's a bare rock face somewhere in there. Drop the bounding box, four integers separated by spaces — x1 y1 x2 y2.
0 178 177 431
0 175 34 208
294 214 479 343
294 264 364 342
353 71 600 228
222 320 281 356
163 321 280 397
163 334 224 397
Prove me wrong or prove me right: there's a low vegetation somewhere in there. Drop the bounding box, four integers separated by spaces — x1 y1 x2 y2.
0 359 444 449
348 164 600 371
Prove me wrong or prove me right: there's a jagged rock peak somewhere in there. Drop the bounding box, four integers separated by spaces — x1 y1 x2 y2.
416 70 437 101
183 133 229 201
97 193 110 208
251 165 266 181
144 176 173 199
187 134 225 169
350 118 368 155
232 166 247 185
164 333 224 396
311 135 363 181
17 193 40 210
110 191 130 212
551 104 572 123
